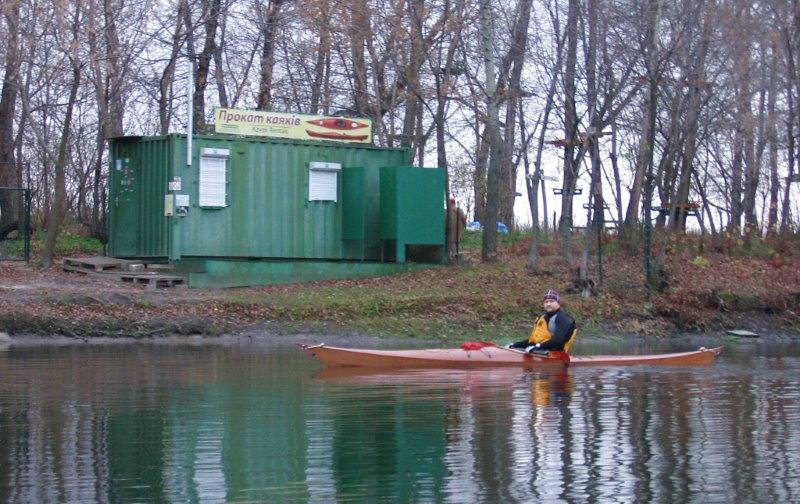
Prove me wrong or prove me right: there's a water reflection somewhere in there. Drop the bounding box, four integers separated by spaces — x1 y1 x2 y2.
0 344 798 502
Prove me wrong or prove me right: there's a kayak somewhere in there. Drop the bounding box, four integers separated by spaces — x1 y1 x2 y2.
300 344 723 368
305 130 369 141
306 118 369 130
300 344 566 369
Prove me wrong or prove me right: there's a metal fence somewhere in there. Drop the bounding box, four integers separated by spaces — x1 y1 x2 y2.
0 187 31 262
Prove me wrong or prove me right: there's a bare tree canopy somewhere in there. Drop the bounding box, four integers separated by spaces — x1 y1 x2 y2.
0 0 798 271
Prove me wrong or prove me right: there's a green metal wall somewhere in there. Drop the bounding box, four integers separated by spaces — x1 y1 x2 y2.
380 166 445 262
108 134 411 261
108 136 176 258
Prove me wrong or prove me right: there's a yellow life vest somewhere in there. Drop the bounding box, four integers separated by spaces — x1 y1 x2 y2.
527 315 578 353
528 316 552 345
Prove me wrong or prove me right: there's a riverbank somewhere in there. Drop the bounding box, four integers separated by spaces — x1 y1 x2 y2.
1 247 799 342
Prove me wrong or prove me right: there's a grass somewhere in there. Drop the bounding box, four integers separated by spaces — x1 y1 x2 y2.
460 229 550 250
2 230 799 340
1 230 103 261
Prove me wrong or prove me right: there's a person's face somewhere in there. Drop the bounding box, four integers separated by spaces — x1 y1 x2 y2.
543 298 560 313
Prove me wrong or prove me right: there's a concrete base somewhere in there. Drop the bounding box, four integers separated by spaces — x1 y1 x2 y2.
172 258 439 288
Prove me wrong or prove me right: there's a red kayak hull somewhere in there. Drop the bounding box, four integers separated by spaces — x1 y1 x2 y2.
569 347 723 366
300 345 723 368
305 130 369 141
301 345 565 369
306 118 368 130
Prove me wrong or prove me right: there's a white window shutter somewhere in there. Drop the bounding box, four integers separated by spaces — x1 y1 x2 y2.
308 162 340 202
199 156 227 207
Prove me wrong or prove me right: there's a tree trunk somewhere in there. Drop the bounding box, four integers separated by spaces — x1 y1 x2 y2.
780 7 800 236
579 0 600 284
473 125 488 224
498 0 533 229
400 0 428 154
479 0 501 262
310 0 331 114
610 122 623 227
87 0 125 239
256 0 282 110
766 38 779 237
781 58 796 236
213 10 228 108
433 0 465 262
734 5 757 240
43 15 82 268
527 12 564 270
522 106 540 271
159 0 187 134
0 0 20 228
654 84 686 230
624 0 660 249
193 0 222 129
559 0 580 264
669 1 710 232
103 0 124 137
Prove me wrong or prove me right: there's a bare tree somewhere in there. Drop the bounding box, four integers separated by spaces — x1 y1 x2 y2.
526 2 565 272
256 0 283 110
558 0 580 264
158 0 189 135
0 0 21 228
42 1 83 268
479 0 501 261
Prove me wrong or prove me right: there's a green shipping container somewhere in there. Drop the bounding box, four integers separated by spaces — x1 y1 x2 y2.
108 134 443 273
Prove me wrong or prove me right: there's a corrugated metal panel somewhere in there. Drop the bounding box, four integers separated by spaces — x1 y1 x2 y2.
172 135 410 260
109 134 412 261
380 166 445 262
108 136 173 258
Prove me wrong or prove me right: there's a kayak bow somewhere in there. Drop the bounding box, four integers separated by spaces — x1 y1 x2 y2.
569 347 723 366
300 344 723 368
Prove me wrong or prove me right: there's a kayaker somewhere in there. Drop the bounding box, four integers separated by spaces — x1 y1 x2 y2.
506 289 577 353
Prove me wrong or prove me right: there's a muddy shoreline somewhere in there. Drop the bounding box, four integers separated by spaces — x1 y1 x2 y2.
2 255 799 345
2 322 797 350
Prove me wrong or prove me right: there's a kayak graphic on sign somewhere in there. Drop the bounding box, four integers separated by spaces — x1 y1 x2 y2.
305 118 370 141
214 107 372 144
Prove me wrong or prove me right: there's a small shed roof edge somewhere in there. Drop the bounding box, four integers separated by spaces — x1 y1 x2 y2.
110 132 410 154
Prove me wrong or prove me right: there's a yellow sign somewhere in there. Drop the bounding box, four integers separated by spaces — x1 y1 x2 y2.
214 107 372 144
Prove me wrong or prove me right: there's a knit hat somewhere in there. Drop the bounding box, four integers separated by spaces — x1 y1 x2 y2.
543 289 560 302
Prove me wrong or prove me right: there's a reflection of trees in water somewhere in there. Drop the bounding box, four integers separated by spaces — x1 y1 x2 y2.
442 367 798 502
1 350 799 502
0 347 313 502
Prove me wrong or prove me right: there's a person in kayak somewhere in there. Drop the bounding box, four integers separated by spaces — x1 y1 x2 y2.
506 289 577 353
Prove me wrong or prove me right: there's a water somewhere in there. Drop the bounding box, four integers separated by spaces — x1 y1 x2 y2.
0 340 798 503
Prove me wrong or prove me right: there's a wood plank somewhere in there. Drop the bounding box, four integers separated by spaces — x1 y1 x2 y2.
63 256 131 272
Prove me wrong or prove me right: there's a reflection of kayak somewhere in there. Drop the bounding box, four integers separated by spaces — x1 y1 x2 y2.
305 129 369 141
306 118 368 130
313 366 534 384
300 344 723 368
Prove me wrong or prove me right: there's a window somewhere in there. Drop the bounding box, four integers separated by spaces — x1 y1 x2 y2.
199 148 229 207
308 161 341 202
